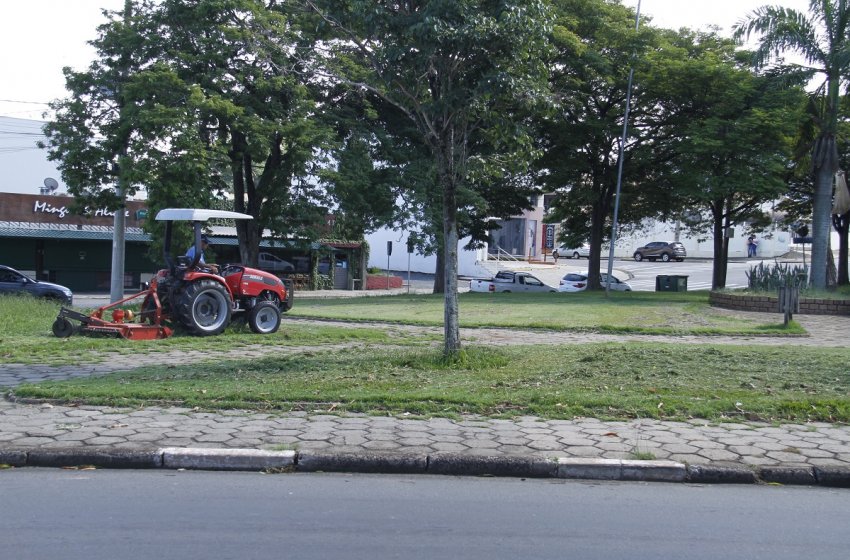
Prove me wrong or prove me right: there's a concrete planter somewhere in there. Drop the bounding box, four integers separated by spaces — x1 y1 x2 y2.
709 291 850 316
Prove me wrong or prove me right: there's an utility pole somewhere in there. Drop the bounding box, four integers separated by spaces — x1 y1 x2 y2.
110 166 127 302
109 0 133 303
606 0 641 296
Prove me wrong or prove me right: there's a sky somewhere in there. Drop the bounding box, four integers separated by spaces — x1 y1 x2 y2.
0 0 811 120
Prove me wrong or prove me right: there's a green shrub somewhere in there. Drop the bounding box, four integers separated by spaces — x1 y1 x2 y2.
746 262 809 292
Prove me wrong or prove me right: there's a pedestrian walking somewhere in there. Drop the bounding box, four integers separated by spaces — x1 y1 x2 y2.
747 236 758 258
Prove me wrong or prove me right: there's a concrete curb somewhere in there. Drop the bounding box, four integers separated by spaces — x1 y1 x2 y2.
297 452 428 474
558 458 687 482
1 447 849 487
27 448 163 469
686 464 758 484
161 447 296 471
429 454 557 478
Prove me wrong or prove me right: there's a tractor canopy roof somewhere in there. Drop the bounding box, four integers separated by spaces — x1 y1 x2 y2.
155 208 253 222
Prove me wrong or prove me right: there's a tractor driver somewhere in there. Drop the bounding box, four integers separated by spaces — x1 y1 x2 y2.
186 235 219 273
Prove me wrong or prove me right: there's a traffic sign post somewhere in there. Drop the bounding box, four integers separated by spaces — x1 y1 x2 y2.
406 238 414 294
386 241 392 290
793 234 812 270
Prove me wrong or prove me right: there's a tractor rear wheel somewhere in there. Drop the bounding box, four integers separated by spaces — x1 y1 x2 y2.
176 279 232 336
248 301 281 334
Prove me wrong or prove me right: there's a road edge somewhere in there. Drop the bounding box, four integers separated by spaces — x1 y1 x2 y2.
2 447 849 487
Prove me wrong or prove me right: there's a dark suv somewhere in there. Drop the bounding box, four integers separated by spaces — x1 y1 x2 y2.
633 242 686 262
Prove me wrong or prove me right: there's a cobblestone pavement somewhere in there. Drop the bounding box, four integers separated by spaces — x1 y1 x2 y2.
1 401 848 468
1 313 848 469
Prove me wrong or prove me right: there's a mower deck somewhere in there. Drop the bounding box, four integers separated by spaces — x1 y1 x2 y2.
53 290 173 340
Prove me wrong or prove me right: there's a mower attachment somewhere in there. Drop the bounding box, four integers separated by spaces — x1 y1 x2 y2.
52 290 173 340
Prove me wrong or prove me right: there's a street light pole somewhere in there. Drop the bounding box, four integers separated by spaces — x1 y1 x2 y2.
606 0 642 296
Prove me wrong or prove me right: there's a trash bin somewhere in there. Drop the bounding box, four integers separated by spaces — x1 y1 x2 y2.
655 275 688 292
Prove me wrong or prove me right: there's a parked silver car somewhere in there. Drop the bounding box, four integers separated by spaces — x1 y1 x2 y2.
258 252 295 272
552 244 589 260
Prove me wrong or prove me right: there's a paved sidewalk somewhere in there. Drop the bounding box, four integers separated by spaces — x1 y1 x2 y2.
2 315 849 484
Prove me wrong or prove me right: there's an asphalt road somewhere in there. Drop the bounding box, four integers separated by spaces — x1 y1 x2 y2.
611 258 755 291
2 469 848 560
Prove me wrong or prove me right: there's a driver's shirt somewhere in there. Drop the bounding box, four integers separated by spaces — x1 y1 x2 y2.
185 245 206 264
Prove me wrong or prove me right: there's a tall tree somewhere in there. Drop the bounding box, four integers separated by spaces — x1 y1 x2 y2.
305 0 552 354
778 100 850 285
662 36 805 288
735 0 850 289
539 0 681 290
43 0 331 266
145 0 331 265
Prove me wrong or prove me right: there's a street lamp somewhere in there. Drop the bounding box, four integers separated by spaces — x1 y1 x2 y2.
606 0 642 295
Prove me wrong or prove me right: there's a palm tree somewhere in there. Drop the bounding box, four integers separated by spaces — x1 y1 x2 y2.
735 0 850 289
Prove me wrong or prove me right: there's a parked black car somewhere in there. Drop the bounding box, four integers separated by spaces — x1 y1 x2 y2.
633 242 686 262
0 265 73 304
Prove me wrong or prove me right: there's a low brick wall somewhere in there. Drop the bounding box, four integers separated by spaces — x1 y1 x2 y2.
709 291 850 315
365 274 403 290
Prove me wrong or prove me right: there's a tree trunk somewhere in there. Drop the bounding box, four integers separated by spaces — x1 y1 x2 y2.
437 154 460 356
711 226 727 290
587 191 609 290
433 250 445 294
810 163 834 289
711 200 728 290
230 131 260 267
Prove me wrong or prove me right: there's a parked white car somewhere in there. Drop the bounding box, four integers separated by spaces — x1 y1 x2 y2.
258 252 295 273
559 271 632 293
552 244 590 260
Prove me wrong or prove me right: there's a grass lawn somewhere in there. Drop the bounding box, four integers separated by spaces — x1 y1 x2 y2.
6 291 842 424
290 290 802 335
13 343 850 423
0 295 434 364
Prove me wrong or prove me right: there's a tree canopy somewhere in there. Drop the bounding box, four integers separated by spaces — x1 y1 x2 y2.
664 34 806 288
43 0 333 265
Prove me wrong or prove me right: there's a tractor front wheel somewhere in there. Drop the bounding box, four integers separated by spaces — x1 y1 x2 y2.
248 301 281 334
176 279 232 336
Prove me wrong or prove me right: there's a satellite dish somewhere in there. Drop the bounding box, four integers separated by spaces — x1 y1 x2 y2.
43 178 59 193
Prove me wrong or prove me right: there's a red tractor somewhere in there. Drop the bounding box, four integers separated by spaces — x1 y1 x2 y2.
52 209 292 339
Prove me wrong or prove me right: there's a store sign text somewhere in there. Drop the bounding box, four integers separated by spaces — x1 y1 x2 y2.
33 200 131 220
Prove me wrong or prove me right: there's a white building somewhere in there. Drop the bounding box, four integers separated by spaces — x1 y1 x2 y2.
366 194 795 275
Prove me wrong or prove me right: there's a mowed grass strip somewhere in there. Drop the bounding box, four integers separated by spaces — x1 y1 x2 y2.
0 295 434 365
291 291 804 334
14 343 850 423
